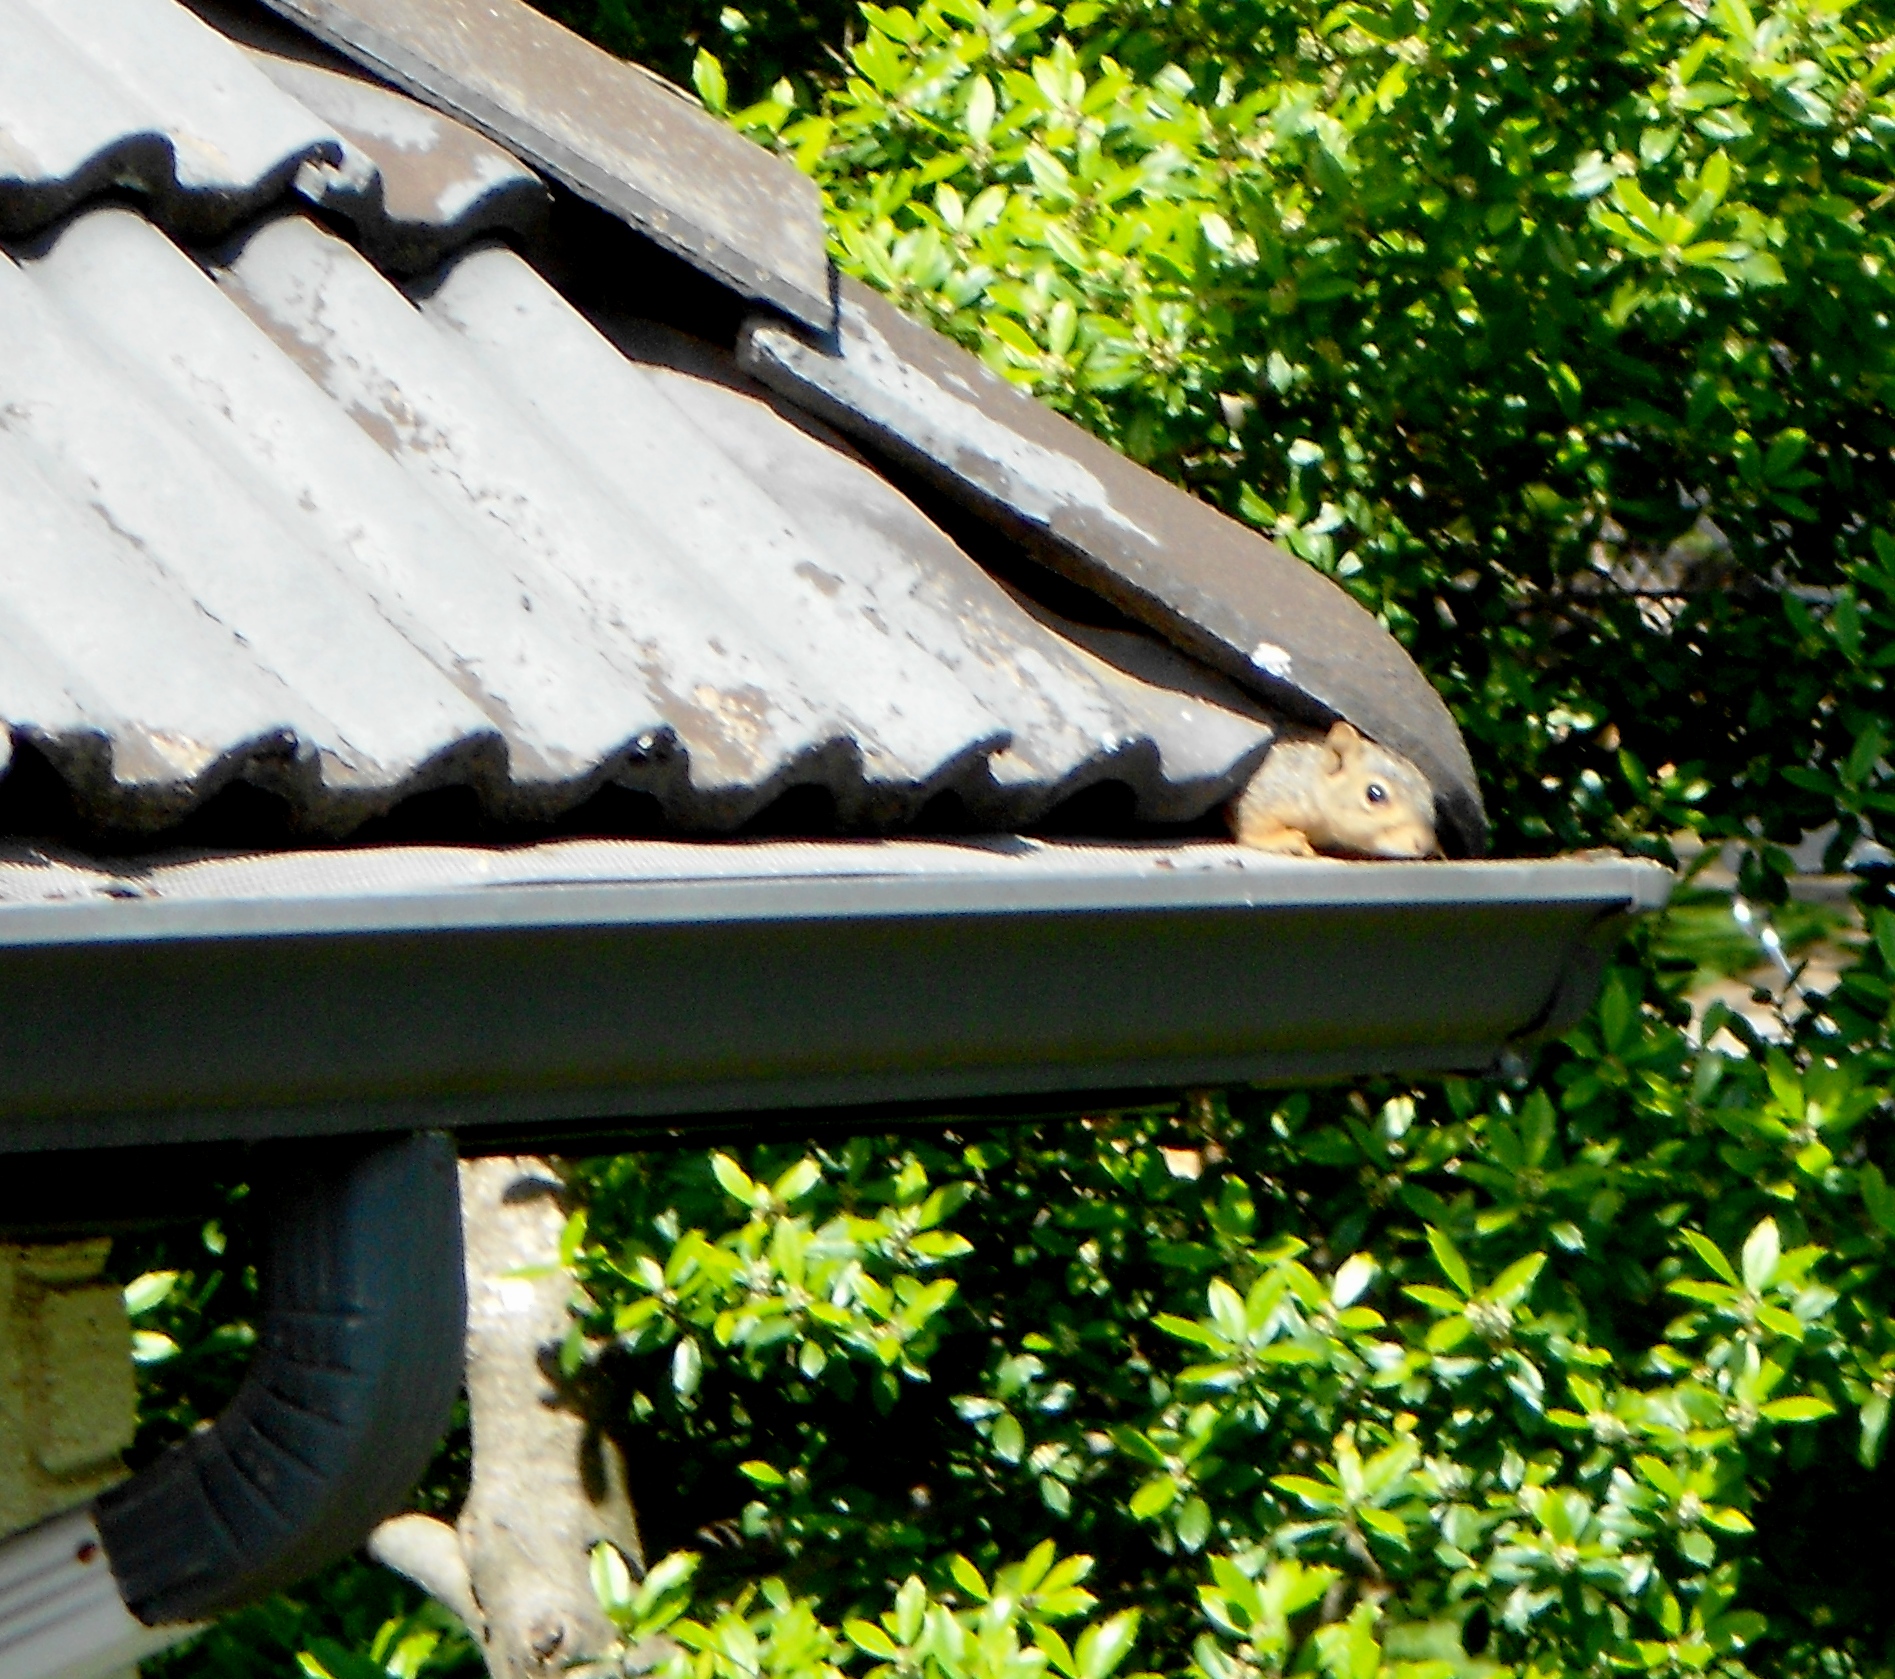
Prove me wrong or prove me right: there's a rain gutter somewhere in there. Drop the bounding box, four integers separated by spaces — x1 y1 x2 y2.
0 846 1672 1158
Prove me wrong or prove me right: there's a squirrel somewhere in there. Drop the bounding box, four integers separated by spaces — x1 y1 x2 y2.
1229 721 1439 858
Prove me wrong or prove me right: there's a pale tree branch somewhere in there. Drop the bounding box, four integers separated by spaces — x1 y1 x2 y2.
369 1513 480 1632
368 1156 645 1679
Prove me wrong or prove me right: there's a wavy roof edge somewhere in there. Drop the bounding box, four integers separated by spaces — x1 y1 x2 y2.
743 283 1488 854
0 0 551 265
1 191 1279 848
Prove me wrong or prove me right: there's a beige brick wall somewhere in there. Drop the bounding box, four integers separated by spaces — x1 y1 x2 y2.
0 1239 136 1537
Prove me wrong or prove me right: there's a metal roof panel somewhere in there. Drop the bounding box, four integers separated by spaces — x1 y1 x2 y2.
255 0 834 328
1 198 1274 833
0 0 1493 859
3 210 508 817
0 0 342 236
0 0 549 268
245 47 548 270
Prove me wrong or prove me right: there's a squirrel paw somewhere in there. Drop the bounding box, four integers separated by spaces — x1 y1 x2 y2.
1234 819 1319 857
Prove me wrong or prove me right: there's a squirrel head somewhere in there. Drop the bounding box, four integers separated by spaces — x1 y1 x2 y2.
1315 722 1439 858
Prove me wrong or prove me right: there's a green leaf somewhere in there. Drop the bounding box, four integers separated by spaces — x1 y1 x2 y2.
558 1209 588 1269
1207 1277 1247 1339
1177 1496 1212 1550
738 1460 787 1486
846 1620 902 1659
710 1153 756 1204
298 1640 388 1679
1763 428 1809 482
950 1554 989 1601
893 1576 927 1646
642 1551 699 1602
771 1158 822 1204
1742 1218 1782 1293
1038 1625 1077 1678
1426 1227 1473 1296
1129 1476 1178 1518
591 1541 636 1617
1109 1425 1169 1468
1332 1253 1377 1306
1709 1610 1768 1652
1075 1611 1140 1679
1357 1505 1410 1543
992 1411 1027 1463
1859 1393 1890 1467
123 1270 178 1318
1760 1395 1836 1423
691 49 728 114
1682 1228 1740 1286
1488 1253 1546 1309
672 1335 702 1398
132 1329 180 1365
1272 1474 1344 1510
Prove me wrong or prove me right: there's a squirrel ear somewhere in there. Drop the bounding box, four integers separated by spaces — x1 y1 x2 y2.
1323 721 1361 771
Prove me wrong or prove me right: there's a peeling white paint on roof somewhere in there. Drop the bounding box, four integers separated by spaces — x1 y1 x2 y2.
0 190 1269 835
1249 641 1295 680
814 297 1155 544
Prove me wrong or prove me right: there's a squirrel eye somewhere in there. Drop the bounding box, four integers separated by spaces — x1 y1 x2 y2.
1366 783 1388 804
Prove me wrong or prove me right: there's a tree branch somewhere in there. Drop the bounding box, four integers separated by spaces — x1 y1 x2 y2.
453 1156 643 1678
369 1513 480 1633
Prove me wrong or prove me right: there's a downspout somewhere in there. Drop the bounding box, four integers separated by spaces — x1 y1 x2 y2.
0 1132 465 1678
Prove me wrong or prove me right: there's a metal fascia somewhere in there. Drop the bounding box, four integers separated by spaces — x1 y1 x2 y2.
0 854 1669 946
0 856 1669 1154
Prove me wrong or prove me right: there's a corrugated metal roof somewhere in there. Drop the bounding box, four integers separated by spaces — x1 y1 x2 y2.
0 0 545 256
0 106 1272 835
0 0 1497 851
212 0 1482 850
228 0 1488 853
0 0 339 236
245 45 549 271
